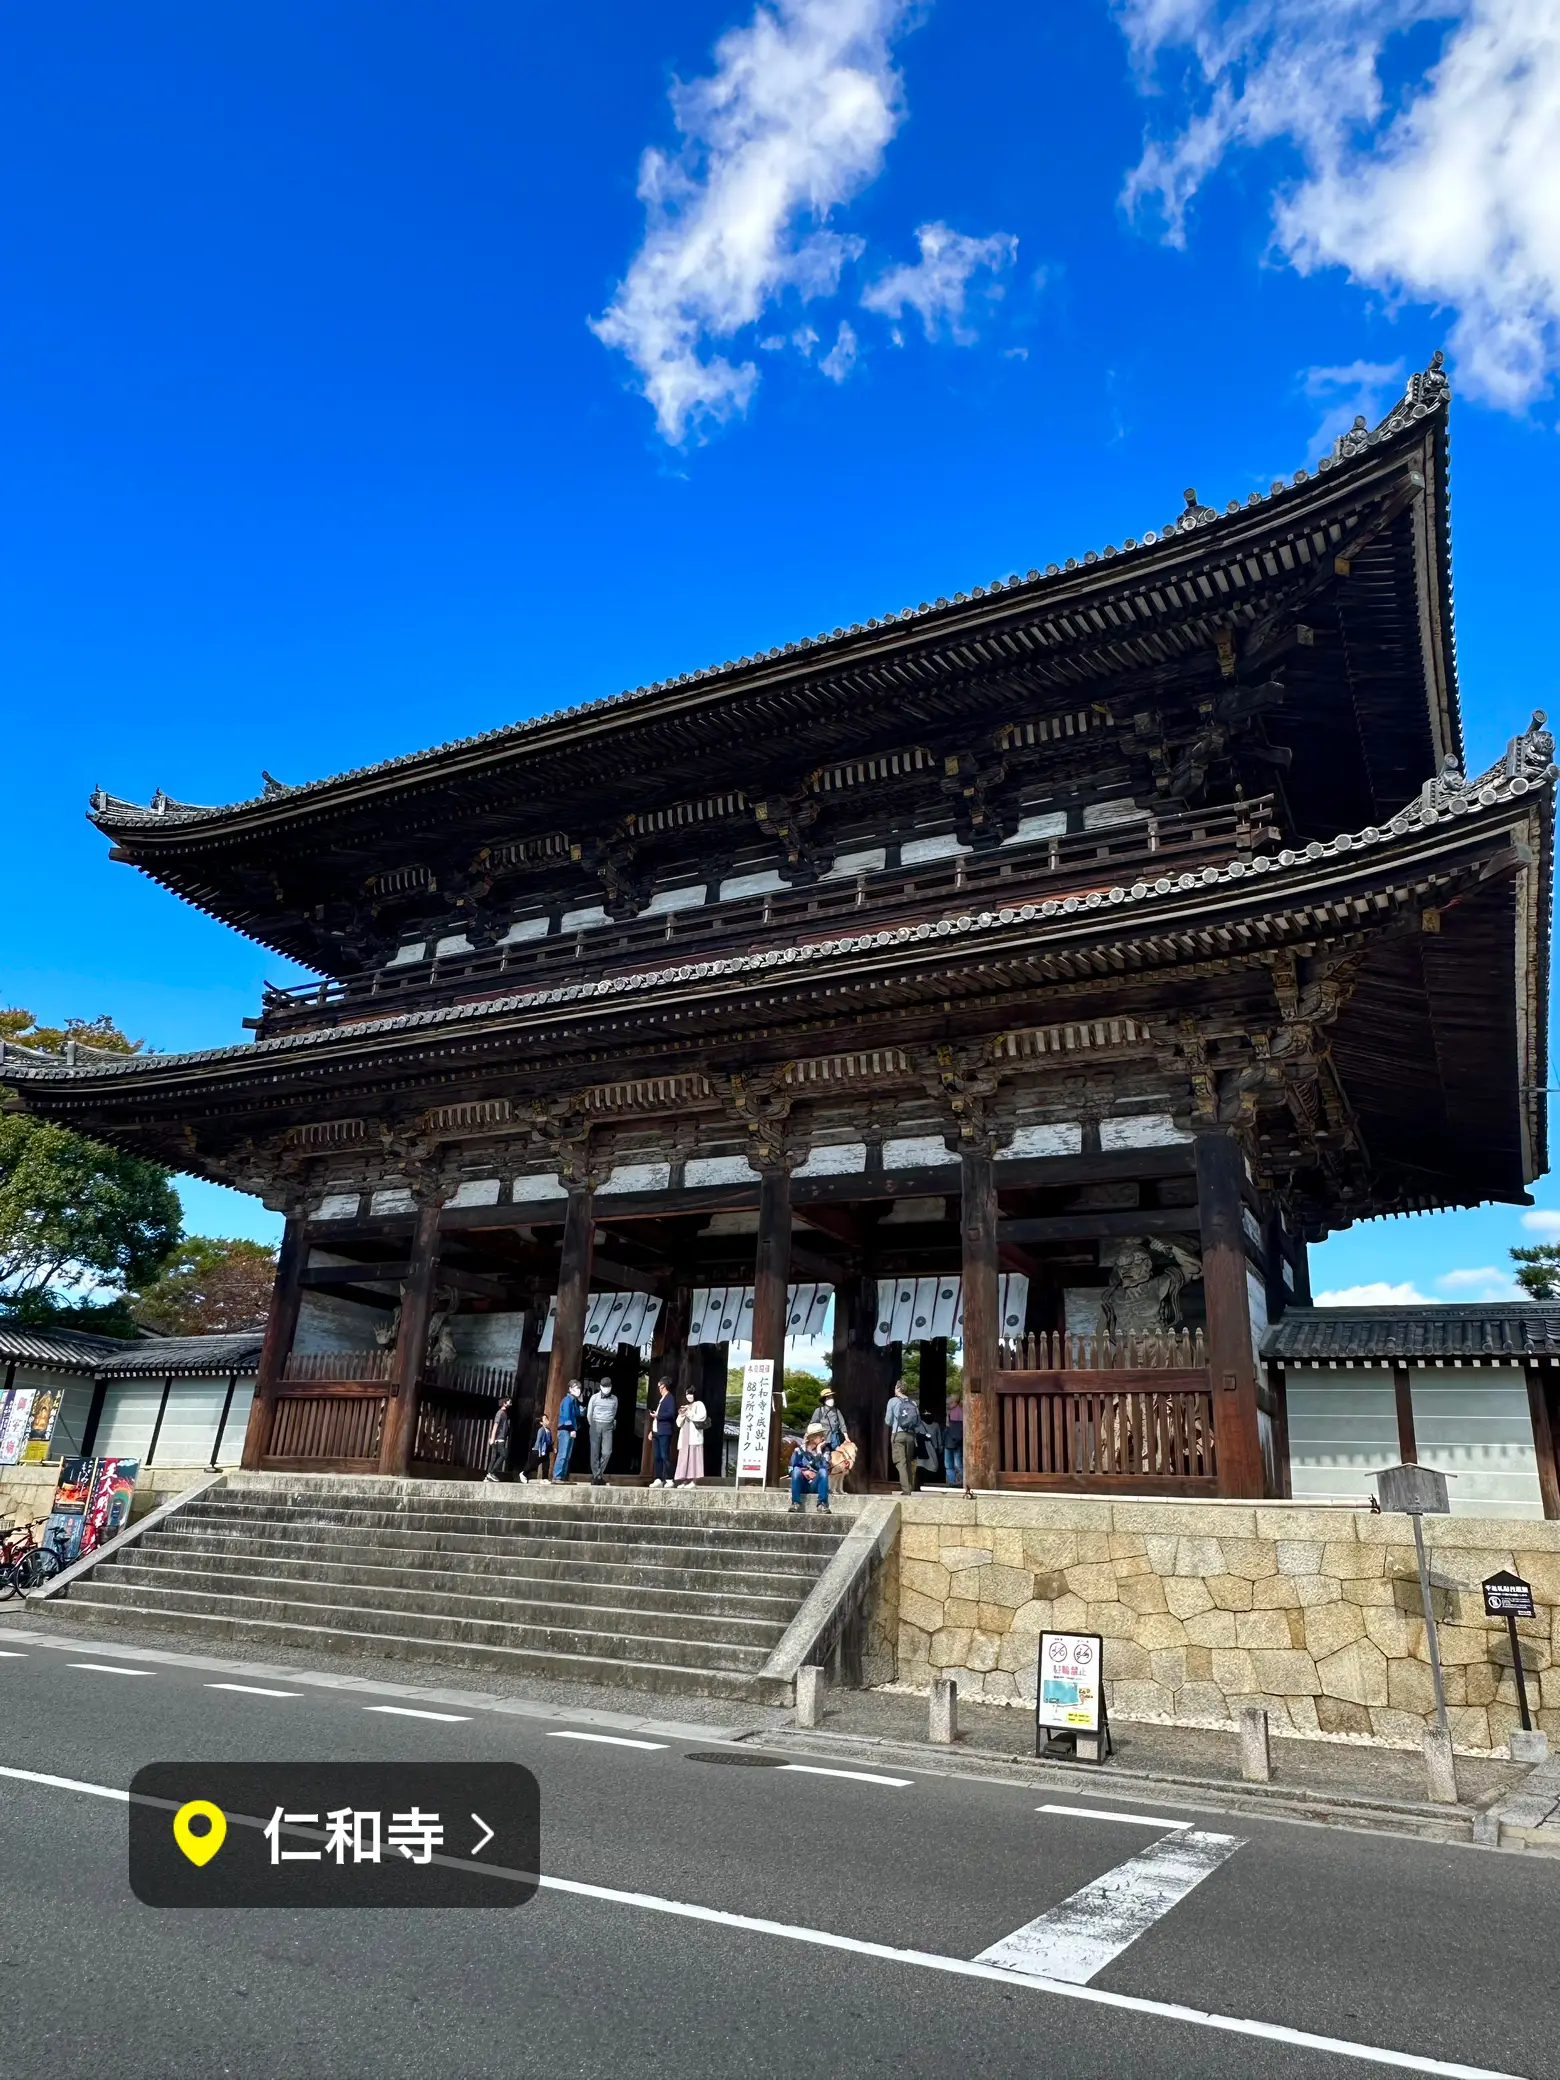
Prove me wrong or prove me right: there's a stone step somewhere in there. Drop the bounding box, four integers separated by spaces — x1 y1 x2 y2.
146 1519 834 1577
69 1577 774 1672
98 1555 793 1645
113 1538 811 1613
172 1497 840 1554
55 1594 776 1701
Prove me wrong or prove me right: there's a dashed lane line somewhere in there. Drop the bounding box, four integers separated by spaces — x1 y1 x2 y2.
546 1731 668 1751
363 1705 472 1723
1038 1804 1191 1829
977 1827 1243 1985
0 1764 1524 2077
0 1650 28 1658
68 1663 152 1678
779 1764 914 1788
206 1683 303 1699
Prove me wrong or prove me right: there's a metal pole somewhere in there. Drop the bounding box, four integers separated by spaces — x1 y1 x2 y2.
1412 1512 1450 1737
1507 1611 1533 1733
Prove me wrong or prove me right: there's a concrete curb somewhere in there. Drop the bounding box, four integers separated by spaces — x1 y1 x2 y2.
760 1497 900 1698
1475 1754 1560 1854
747 1721 1503 1847
27 1469 228 1603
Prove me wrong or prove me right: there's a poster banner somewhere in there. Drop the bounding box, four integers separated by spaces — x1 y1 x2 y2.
1036 1632 1104 1734
0 1390 36 1466
735 1360 774 1484
41 1457 139 1569
22 1386 64 1463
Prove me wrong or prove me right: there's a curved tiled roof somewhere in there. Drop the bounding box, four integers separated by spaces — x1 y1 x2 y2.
0 1325 262 1377
9 703 1546 1088
1264 1306 1560 1361
88 358 1454 836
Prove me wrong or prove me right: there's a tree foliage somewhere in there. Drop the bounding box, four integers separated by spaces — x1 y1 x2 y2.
133 1235 278 1335
0 1005 181 1319
1511 1245 1560 1300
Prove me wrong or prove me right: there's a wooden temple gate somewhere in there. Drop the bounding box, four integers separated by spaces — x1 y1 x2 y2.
994 1331 1218 1491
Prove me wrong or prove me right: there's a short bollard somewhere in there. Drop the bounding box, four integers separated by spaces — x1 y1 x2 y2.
929 1676 958 1745
1239 1705 1271 1784
1509 1728 1550 1765
795 1666 824 1729
1423 1725 1459 1805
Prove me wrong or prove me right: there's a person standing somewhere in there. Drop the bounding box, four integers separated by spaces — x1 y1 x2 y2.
815 1385 856 1491
884 1378 921 1495
943 1397 965 1489
522 1413 551 1483
586 1378 618 1485
552 1379 583 1483
649 1378 677 1488
674 1385 707 1487
482 1398 512 1484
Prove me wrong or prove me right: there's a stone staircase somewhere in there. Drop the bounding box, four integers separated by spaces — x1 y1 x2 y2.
50 1474 851 1701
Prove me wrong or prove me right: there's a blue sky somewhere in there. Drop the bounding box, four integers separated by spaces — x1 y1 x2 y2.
3 1 1558 1304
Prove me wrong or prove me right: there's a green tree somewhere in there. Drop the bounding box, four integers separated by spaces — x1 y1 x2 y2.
0 1006 182 1322
133 1235 278 1335
1511 1245 1560 1299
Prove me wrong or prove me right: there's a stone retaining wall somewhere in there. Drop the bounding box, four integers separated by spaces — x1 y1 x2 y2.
0 1463 210 1530
888 1493 1560 1751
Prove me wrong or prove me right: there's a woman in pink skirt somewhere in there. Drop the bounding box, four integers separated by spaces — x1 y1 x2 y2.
674 1386 707 1486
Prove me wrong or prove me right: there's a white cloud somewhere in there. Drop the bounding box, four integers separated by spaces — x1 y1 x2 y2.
819 318 859 381
1520 1209 1560 1237
1314 1280 1433 1306
861 221 1019 342
591 0 912 443
1301 357 1405 453
1436 1266 1525 1299
1117 0 1560 408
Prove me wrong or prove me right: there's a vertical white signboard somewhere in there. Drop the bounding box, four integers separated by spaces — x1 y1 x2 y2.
735 1359 775 1485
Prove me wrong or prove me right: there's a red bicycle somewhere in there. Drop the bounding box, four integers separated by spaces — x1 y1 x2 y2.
0 1517 64 1598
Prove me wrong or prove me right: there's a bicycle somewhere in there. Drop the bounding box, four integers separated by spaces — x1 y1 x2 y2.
0 1517 64 1598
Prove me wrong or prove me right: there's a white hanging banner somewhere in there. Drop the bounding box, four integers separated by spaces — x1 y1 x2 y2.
735 1359 775 1484
537 1291 662 1355
868 1273 1029 1347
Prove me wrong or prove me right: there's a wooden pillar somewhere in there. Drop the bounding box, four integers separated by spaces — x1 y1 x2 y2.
544 1185 595 1436
1393 1362 1418 1465
1524 1362 1560 1521
1270 1364 1292 1498
1194 1129 1264 1498
378 1201 440 1476
241 1211 308 1468
608 1342 643 1476
752 1165 792 1486
960 1146 1000 1489
645 1286 688 1480
700 1345 730 1479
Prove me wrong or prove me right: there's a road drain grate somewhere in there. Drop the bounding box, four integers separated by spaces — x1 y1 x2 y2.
684 1751 784 1767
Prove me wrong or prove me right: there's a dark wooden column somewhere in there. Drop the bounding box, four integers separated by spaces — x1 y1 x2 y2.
379 1200 441 1476
1524 1362 1560 1521
644 1286 687 1480
1194 1129 1264 1498
544 1184 595 1435
960 1146 1000 1489
700 1344 730 1479
919 1339 948 1426
241 1211 308 1469
752 1164 792 1486
608 1341 644 1476
1392 1362 1418 1464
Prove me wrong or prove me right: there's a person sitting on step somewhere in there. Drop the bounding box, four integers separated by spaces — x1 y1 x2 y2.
788 1426 831 1514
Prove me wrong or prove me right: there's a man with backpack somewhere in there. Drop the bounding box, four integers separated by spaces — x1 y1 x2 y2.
884 1378 922 1495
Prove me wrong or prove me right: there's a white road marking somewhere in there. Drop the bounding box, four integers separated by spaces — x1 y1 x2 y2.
0 1650 29 1658
363 1705 471 1723
0 1765 130 1802
779 1764 913 1788
206 1683 302 1699
68 1663 151 1678
977 1828 1242 1985
0 1763 1521 2078
547 1731 667 1751
1038 1804 1191 1829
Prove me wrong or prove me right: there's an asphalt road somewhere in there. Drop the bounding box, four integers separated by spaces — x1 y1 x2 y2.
1 1630 1556 2080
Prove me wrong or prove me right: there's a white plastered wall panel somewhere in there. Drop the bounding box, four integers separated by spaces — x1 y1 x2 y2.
151 1380 235 1465
1409 1365 1545 1519
93 1381 166 1461
1284 1366 1400 1503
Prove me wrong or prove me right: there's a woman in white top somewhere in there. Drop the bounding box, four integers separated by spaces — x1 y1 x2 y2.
674 1386 707 1486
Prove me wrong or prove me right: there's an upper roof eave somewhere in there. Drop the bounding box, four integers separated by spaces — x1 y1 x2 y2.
88 367 1455 853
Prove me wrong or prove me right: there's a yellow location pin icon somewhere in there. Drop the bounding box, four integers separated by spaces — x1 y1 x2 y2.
172 1799 227 1868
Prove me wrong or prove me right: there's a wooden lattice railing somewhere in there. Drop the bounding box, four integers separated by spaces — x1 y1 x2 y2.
999 1329 1207 1372
412 1386 504 1476
266 1389 389 1465
282 1348 395 1384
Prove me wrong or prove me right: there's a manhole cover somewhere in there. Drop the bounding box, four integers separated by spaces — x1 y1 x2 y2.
684 1750 783 1767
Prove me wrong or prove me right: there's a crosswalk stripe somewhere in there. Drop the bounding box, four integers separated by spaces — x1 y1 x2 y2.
976 1829 1242 1985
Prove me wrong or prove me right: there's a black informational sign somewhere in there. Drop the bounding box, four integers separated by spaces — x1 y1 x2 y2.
1483 1570 1536 1620
129 1763 539 1908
